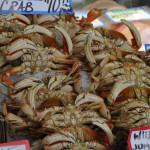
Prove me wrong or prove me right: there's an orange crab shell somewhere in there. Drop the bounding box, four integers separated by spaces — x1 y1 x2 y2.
0 73 13 86
38 97 62 110
87 8 107 23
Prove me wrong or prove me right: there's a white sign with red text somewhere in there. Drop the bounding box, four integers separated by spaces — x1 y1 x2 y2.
0 140 30 150
128 126 150 150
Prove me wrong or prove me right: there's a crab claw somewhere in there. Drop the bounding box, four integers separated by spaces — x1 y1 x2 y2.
87 8 107 22
55 25 73 56
75 93 111 120
48 75 68 90
120 100 149 113
85 32 96 64
107 80 136 105
6 51 26 61
27 83 44 109
2 38 37 55
37 15 59 24
24 25 54 38
13 77 43 90
79 8 107 26
92 119 114 145
75 93 103 105
2 102 27 128
0 13 31 25
42 133 75 145
121 19 142 49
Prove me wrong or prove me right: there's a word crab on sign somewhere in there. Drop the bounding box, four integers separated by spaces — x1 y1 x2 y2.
0 140 30 150
128 126 150 150
0 0 72 14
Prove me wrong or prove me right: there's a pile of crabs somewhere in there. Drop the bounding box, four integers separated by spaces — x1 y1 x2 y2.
0 8 150 150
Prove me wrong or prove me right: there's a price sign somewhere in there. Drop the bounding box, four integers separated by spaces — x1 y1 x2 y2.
105 6 150 23
144 44 150 58
0 140 30 150
128 126 150 150
0 0 72 14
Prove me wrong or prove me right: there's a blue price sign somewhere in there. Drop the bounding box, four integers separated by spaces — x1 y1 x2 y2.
0 0 72 14
145 44 150 57
145 44 150 52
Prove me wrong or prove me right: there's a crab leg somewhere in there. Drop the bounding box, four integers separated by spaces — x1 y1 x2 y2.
125 54 143 63
103 68 125 79
94 30 104 43
75 93 104 105
55 25 73 55
48 75 68 90
74 77 82 94
121 19 141 48
67 61 80 76
142 76 150 86
87 81 99 93
49 114 64 121
121 100 149 112
115 109 150 129
73 32 92 44
1 38 37 54
92 119 114 145
108 80 136 105
48 47 69 58
94 53 110 61
36 107 62 122
84 102 111 120
101 61 123 72
24 25 53 38
82 111 100 118
86 141 107 150
2 102 27 127
49 56 76 64
37 15 59 24
6 63 67 75
75 93 110 119
100 75 126 87
14 77 43 90
99 56 110 70
27 83 44 109
43 120 66 129
47 62 68 69
21 103 35 120
128 119 149 129
90 65 100 78
85 32 96 64
44 142 72 150
6 51 25 61
42 133 75 145
0 13 31 25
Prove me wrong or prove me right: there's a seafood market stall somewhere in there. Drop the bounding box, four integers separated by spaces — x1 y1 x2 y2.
0 0 150 150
